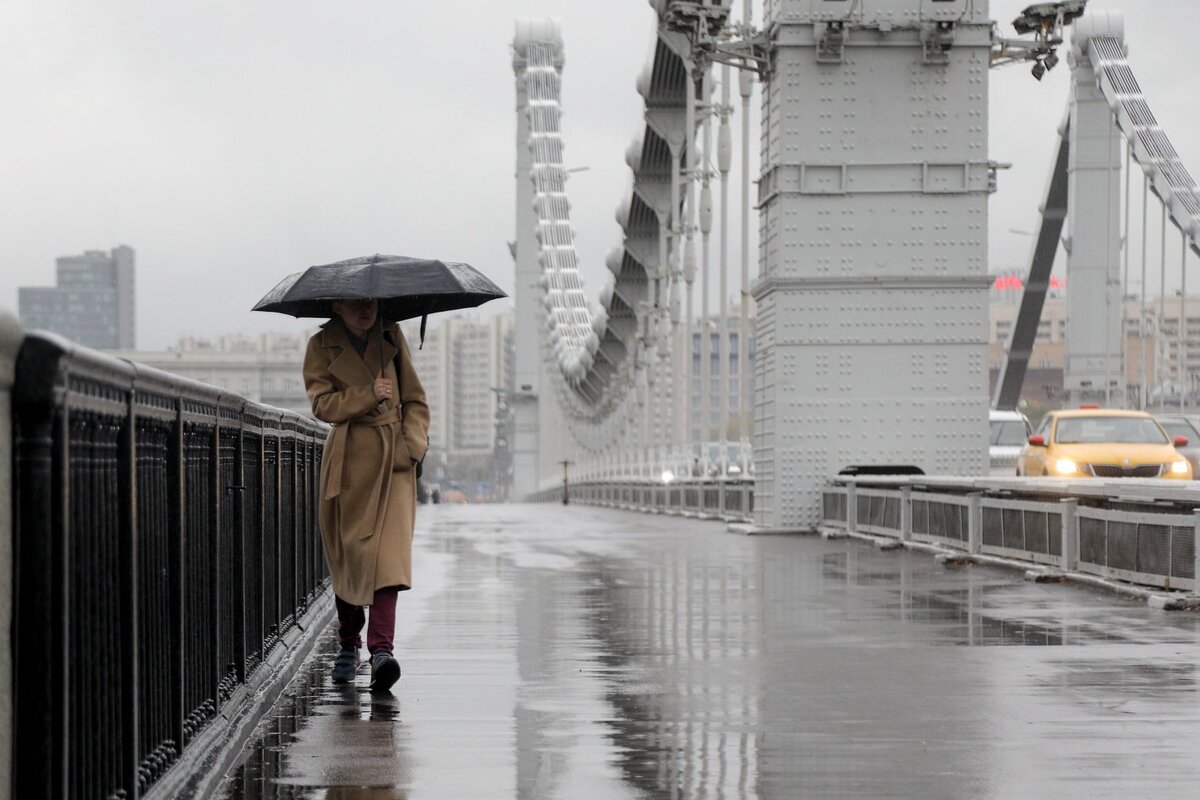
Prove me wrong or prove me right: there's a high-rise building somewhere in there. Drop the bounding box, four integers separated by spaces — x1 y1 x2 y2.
1142 295 1200 395
19 245 136 349
108 331 314 416
400 313 515 488
407 323 450 467
984 285 1200 407
689 308 756 445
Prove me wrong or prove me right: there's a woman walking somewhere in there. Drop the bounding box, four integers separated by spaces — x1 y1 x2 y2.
303 298 429 692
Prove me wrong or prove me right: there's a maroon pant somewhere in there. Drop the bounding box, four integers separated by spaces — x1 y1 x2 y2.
335 587 399 654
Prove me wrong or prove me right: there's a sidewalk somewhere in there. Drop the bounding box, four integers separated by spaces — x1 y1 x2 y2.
222 502 1200 799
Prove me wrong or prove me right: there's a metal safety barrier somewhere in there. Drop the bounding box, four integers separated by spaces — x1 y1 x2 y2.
11 330 328 800
532 479 754 523
822 476 1200 593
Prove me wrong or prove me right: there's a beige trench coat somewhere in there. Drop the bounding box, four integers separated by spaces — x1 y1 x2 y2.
303 318 430 605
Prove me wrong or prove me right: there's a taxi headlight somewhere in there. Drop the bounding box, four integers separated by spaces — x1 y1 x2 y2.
1170 460 1189 475
1054 458 1078 475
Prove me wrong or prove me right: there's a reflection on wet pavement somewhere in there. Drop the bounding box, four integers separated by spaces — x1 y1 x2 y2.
222 503 1200 799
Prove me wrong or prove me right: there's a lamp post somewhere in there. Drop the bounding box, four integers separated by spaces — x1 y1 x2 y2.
737 0 755 473
490 387 513 502
560 459 573 505
1180 231 1188 412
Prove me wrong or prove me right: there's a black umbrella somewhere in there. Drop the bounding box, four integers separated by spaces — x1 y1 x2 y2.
252 254 507 360
253 253 505 322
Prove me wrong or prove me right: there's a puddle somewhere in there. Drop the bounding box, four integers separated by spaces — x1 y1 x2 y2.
220 637 409 800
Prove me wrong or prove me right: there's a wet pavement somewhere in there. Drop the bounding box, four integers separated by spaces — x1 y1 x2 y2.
221 503 1200 799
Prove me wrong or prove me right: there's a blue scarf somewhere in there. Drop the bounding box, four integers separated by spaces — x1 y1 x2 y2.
346 328 369 356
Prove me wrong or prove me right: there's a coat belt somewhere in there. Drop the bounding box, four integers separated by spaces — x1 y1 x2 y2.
323 406 403 504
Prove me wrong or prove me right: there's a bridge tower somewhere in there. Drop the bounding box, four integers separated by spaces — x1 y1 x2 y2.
511 19 564 500
754 0 992 530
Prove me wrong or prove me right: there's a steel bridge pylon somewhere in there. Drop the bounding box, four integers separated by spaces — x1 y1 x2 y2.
510 19 562 501
753 0 993 529
510 12 703 498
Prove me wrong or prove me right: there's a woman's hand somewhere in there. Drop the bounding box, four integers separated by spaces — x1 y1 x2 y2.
373 371 393 403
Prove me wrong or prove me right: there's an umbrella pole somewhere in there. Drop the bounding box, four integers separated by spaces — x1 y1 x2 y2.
379 312 402 408
378 314 386 376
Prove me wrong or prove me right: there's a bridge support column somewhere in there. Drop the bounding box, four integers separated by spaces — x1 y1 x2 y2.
753 0 992 530
1065 15 1125 407
0 310 18 800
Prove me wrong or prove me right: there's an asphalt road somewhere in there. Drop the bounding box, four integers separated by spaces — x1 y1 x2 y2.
221 502 1200 799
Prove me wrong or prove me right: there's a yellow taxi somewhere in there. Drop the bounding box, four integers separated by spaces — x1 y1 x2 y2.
1017 407 1193 479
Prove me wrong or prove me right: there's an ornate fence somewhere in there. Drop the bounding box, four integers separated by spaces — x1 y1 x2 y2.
821 477 1200 593
11 331 327 800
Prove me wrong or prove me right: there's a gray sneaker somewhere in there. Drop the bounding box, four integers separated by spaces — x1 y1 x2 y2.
331 648 360 684
368 652 401 693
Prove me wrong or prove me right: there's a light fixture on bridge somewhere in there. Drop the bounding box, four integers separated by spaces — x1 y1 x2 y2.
922 20 956 65
1011 0 1088 36
1031 48 1061 80
992 0 1088 78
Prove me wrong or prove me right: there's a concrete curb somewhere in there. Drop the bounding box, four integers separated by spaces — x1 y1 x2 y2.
1148 593 1200 611
727 523 810 536
826 527 957 557
143 591 335 800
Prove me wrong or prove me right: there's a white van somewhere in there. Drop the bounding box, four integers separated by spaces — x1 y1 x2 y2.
990 409 1031 476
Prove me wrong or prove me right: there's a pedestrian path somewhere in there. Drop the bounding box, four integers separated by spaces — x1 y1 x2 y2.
221 503 1200 799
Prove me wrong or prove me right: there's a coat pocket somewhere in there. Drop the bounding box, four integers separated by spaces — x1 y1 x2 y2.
392 438 413 472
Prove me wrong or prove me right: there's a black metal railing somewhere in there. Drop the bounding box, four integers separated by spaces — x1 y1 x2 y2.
12 331 328 800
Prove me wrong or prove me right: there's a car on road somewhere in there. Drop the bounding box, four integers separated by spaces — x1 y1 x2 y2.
1155 414 1200 476
989 409 1031 476
1017 408 1192 479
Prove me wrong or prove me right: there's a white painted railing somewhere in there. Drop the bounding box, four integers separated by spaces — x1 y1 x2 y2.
531 474 754 524
822 476 1200 593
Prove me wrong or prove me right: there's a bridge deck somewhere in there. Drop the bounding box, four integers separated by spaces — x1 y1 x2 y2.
222 503 1200 799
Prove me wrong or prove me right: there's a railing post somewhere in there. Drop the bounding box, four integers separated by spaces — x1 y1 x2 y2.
171 399 186 755
1061 498 1079 572
846 481 857 535
210 419 222 710
120 388 140 797
900 485 913 543
13 333 69 800
968 493 982 555
233 413 247 683
1193 509 1200 594
290 432 301 620
0 310 21 800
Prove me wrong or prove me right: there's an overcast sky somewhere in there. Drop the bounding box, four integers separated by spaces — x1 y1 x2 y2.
2 1 1197 349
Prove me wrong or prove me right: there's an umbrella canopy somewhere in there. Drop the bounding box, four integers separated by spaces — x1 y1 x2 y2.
251 254 507 322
